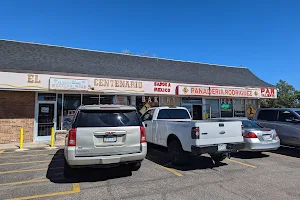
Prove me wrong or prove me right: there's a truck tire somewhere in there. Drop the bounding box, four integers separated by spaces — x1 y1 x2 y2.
168 140 188 166
210 154 227 163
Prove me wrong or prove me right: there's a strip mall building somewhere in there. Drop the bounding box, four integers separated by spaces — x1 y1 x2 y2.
0 40 277 144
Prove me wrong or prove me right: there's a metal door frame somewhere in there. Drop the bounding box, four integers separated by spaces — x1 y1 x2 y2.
182 104 203 119
34 99 57 142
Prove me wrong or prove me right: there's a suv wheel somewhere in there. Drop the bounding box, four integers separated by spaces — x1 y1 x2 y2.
64 158 76 178
168 140 188 166
129 161 142 171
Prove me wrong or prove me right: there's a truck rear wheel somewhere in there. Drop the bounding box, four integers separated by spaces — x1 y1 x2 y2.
168 140 188 166
210 154 227 163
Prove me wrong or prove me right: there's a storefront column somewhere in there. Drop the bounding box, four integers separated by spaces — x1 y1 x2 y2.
202 98 208 119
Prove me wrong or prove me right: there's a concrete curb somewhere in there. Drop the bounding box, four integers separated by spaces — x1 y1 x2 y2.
15 148 29 152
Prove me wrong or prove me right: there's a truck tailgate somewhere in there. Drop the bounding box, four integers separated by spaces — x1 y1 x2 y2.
194 121 243 146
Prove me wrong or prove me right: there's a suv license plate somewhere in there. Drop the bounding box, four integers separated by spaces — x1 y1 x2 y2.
218 144 227 151
103 136 117 143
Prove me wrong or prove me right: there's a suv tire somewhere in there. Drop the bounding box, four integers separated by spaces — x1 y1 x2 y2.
168 140 188 166
64 158 76 178
129 161 142 171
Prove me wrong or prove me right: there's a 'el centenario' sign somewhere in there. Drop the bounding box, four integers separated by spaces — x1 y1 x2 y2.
94 78 143 88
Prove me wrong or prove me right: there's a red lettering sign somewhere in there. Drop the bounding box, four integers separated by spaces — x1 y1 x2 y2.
261 88 275 97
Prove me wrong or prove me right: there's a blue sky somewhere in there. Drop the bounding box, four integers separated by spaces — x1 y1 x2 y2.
1 0 299 89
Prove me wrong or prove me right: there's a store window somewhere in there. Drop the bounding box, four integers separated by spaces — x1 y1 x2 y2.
205 99 220 118
38 93 56 101
136 96 159 115
182 97 202 105
57 94 63 130
62 94 81 130
233 99 245 117
100 95 115 104
115 96 130 105
83 94 100 105
220 99 233 117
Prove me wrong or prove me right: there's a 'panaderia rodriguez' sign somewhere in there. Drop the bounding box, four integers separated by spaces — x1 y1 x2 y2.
176 85 263 98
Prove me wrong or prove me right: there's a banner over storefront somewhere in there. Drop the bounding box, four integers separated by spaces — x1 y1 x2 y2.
0 71 277 98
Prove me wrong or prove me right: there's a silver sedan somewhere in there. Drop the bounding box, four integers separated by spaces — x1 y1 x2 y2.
241 119 280 152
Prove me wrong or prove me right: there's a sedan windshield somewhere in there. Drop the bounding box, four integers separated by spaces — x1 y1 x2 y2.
242 120 262 128
295 111 300 116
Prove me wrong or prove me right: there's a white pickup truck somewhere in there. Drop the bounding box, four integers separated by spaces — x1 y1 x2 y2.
141 106 245 165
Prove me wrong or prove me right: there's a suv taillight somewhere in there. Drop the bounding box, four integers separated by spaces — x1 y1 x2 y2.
140 126 146 143
191 127 200 139
68 128 77 146
244 132 257 138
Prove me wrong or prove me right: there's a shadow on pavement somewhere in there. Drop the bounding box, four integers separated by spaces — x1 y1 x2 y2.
233 151 270 159
271 145 300 158
146 143 227 171
46 149 132 183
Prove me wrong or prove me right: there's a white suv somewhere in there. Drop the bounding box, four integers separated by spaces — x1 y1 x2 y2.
64 105 147 177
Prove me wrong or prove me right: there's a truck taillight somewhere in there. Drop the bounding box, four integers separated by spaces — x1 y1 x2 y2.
68 128 77 146
140 126 146 143
191 127 200 139
244 132 257 138
276 132 279 137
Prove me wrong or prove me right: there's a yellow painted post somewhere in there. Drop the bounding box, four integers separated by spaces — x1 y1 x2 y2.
50 127 55 147
20 128 24 149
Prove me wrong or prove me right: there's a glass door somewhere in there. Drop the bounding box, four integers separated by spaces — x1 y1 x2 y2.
37 102 56 141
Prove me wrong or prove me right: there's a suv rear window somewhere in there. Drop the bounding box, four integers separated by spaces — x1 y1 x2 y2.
74 110 142 127
157 109 191 119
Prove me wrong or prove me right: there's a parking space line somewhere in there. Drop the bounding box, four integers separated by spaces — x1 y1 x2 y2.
0 159 63 166
0 179 48 186
160 165 183 177
226 158 257 168
0 167 63 175
0 153 62 159
9 183 80 200
264 152 300 160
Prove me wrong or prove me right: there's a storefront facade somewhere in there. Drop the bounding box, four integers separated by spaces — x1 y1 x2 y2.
0 40 277 144
0 71 277 143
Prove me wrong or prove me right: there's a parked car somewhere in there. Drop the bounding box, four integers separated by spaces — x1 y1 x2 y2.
253 108 300 147
141 106 245 165
64 105 147 177
216 117 280 152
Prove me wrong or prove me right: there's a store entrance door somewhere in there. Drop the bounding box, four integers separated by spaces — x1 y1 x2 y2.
37 103 56 141
192 105 203 120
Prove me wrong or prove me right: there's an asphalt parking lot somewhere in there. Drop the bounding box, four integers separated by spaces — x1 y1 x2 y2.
0 144 299 200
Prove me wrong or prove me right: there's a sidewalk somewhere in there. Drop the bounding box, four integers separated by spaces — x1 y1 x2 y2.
0 140 65 150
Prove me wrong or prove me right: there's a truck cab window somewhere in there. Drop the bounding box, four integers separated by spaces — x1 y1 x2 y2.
257 110 277 121
278 111 298 122
157 109 191 119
